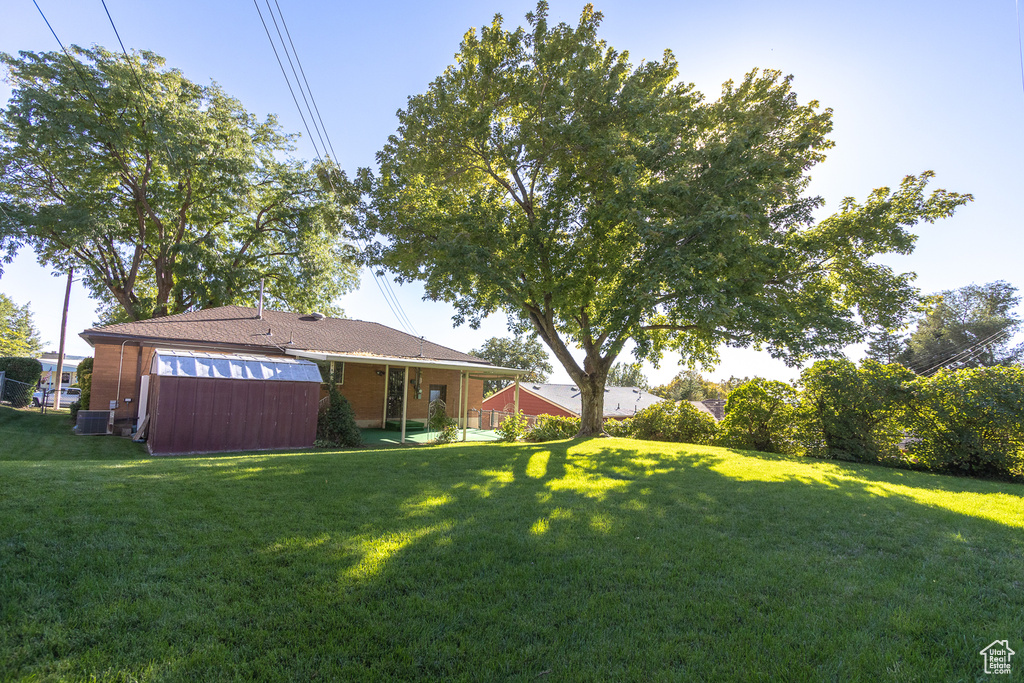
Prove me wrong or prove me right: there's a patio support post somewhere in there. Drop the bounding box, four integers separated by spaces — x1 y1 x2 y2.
401 365 409 443
456 371 464 429
381 364 390 428
462 371 469 442
514 377 520 415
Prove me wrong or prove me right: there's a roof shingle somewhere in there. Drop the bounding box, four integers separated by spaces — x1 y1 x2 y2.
81 305 489 365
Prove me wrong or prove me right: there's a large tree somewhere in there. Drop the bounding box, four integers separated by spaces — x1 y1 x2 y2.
899 281 1022 374
471 335 553 395
0 46 358 322
0 293 43 357
359 2 971 435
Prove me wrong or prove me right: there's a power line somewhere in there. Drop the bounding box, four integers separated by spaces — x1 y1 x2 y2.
251 0 419 336
252 0 324 161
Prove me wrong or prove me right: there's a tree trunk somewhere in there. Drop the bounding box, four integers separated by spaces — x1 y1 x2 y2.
577 374 607 437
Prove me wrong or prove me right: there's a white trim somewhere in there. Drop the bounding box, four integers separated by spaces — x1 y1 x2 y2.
285 349 525 377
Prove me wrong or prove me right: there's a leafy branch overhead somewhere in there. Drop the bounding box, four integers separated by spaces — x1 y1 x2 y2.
358 1 970 434
0 46 359 322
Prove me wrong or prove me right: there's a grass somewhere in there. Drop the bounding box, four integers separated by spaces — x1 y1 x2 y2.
1 406 1023 681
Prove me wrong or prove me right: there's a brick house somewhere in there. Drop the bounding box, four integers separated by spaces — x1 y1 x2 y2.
80 305 523 451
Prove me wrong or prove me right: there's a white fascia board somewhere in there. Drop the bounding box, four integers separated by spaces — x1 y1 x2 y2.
285 349 527 377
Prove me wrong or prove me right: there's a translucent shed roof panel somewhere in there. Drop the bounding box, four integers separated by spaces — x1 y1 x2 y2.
152 349 322 383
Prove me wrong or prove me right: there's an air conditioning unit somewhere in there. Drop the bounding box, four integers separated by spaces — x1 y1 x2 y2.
76 410 113 436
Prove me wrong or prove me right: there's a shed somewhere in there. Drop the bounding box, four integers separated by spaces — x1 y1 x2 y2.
145 349 322 455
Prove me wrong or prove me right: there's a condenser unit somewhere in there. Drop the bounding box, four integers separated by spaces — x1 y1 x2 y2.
76 410 113 436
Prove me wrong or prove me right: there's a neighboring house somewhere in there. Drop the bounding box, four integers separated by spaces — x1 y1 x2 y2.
37 352 86 390
482 382 666 420
79 305 522 453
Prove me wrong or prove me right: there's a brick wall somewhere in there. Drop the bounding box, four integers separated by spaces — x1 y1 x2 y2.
89 342 157 422
337 364 484 427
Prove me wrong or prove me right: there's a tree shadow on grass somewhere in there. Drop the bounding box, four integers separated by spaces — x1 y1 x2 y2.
3 437 1024 681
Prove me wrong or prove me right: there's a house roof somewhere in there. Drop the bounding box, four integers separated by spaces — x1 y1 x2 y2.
498 382 666 418
80 305 490 366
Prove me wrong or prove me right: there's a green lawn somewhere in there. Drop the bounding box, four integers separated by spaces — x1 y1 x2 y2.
1 406 1022 681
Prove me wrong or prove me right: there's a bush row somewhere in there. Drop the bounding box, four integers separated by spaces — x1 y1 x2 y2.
510 362 1024 481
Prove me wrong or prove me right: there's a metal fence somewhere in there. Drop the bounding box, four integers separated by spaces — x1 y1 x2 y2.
0 376 35 408
472 408 540 431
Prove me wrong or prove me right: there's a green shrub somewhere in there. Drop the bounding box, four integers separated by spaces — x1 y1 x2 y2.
496 411 528 442
629 401 718 445
316 387 362 447
902 366 1024 479
527 414 580 442
69 400 81 422
716 378 799 454
798 359 914 462
77 357 94 410
603 417 632 437
0 357 42 407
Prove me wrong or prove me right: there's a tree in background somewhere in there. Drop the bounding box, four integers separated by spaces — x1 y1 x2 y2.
898 281 1021 375
0 294 43 357
651 370 748 401
471 335 553 395
864 327 907 365
0 47 358 323
360 2 971 435
606 362 648 389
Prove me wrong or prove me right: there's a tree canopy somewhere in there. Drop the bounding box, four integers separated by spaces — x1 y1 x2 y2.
470 335 553 395
0 46 359 323
359 2 971 434
897 281 1022 374
0 294 43 357
606 362 648 389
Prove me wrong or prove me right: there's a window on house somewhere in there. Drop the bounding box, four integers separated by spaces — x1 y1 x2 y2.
428 384 447 405
316 360 345 390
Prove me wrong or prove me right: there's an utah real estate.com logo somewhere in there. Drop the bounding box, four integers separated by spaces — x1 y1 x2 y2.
980 640 1015 675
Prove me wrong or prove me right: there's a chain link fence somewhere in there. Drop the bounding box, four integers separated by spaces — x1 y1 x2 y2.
0 376 35 408
473 408 540 431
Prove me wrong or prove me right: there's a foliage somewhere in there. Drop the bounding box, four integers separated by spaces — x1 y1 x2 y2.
316 387 361 447
602 417 632 437
864 327 906 365
496 410 529 442
359 2 970 435
76 357 94 411
0 356 42 386
901 366 1024 478
716 378 800 454
606 362 648 389
470 335 553 395
526 414 580 442
798 359 914 462
899 281 1022 375
627 400 718 445
0 356 42 407
428 406 460 444
0 294 42 357
650 370 748 401
68 401 80 422
0 47 359 323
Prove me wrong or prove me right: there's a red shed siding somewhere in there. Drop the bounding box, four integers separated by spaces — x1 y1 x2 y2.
147 375 318 455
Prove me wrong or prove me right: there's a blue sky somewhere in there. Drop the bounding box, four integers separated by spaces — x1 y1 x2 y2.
1 0 1021 385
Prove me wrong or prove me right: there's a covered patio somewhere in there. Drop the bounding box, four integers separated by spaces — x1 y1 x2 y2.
359 427 501 447
286 349 526 444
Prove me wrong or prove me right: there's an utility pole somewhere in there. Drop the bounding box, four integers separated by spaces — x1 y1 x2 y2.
53 268 73 410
